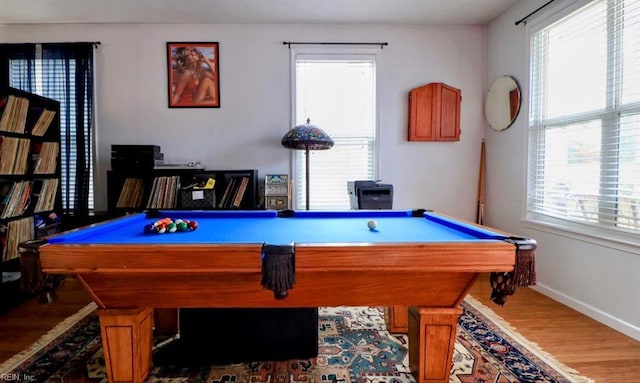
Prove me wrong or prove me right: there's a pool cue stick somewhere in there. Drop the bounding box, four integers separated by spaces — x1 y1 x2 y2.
476 139 486 225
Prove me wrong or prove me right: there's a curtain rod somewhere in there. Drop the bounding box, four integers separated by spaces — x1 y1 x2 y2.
515 0 555 26
283 41 388 49
46 41 100 45
15 42 100 45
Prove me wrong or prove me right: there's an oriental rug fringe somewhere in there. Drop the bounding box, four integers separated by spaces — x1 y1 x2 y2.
0 296 593 383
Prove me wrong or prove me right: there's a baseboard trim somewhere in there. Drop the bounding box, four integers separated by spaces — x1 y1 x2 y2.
532 283 640 342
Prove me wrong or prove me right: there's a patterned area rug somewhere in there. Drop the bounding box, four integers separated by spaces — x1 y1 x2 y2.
0 296 593 383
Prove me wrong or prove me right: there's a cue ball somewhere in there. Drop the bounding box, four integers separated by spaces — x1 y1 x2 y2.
367 220 377 230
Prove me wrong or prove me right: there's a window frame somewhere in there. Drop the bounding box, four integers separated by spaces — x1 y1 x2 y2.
524 0 640 252
288 47 381 210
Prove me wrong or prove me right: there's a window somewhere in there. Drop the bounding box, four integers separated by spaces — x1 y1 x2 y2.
4 43 95 214
528 0 640 237
292 50 378 209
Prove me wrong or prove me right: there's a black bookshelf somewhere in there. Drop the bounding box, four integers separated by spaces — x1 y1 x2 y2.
107 168 259 215
0 86 62 309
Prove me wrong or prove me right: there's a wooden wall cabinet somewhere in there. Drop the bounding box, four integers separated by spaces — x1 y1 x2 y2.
408 82 461 141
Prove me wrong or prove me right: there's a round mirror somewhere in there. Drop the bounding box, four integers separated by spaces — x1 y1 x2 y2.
485 75 521 131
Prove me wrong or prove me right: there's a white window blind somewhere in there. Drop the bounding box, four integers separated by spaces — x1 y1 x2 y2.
528 0 640 236
293 54 377 210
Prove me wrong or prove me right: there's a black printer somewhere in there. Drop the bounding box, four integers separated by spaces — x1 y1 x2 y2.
347 180 393 209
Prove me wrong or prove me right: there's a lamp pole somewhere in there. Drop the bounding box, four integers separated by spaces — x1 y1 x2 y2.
305 147 310 210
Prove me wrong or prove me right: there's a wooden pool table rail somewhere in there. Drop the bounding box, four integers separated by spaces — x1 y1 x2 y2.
38 236 517 383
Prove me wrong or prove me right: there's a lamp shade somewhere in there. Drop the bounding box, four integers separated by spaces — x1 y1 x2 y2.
281 119 334 150
281 119 333 210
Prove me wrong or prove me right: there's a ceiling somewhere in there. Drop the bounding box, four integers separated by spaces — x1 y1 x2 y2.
0 0 520 25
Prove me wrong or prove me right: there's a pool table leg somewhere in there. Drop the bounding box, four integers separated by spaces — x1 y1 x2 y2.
409 306 462 383
385 305 409 333
97 307 154 383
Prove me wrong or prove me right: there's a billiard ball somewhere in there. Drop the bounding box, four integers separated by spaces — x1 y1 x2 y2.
367 220 377 230
176 221 188 231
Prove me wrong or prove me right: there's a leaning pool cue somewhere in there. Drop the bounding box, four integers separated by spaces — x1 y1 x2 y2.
476 139 486 225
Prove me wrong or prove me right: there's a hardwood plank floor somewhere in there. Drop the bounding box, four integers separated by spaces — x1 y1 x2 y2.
0 277 92 363
2 274 639 382
470 274 640 382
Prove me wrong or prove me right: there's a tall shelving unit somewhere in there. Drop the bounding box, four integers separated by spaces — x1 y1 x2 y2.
0 87 61 310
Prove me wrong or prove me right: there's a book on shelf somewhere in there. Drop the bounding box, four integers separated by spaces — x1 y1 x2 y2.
0 137 31 175
15 96 29 134
116 177 144 209
0 95 30 134
219 177 236 208
1 181 33 219
0 95 17 132
31 109 57 136
218 175 250 208
34 179 59 213
1 216 34 262
32 141 59 174
232 176 250 208
146 176 180 209
146 177 161 209
0 137 14 174
155 177 167 209
146 176 157 210
13 138 31 174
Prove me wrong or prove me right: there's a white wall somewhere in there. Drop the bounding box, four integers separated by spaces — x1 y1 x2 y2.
1 23 486 220
485 0 640 340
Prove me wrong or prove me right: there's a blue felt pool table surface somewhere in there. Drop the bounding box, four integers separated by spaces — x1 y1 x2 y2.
47 209 509 245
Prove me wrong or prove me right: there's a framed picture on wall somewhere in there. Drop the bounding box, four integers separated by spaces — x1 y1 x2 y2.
167 42 220 108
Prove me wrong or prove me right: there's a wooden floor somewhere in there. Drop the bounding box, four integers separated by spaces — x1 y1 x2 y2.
470 275 640 382
1 275 639 382
0 277 92 363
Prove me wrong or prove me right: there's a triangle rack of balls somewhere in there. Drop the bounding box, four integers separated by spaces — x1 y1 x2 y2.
144 217 198 234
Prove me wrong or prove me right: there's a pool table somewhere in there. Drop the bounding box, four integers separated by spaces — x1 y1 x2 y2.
33 209 535 383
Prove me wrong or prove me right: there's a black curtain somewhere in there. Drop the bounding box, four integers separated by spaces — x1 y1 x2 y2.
0 44 36 90
0 43 94 216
